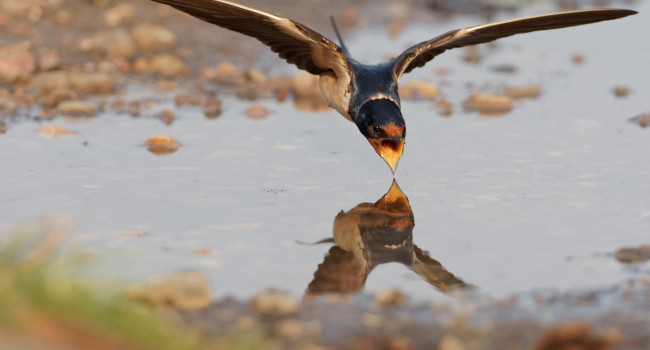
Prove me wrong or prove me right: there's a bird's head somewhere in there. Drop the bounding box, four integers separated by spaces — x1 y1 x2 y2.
356 99 405 174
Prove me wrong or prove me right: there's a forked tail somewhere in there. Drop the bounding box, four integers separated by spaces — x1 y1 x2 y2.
330 16 350 56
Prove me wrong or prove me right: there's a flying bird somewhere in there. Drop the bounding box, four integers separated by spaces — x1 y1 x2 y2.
149 0 636 173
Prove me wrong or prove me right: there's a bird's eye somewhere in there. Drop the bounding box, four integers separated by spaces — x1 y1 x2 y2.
371 125 381 134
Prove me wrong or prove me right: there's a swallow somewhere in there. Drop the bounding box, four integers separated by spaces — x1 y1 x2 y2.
149 0 636 173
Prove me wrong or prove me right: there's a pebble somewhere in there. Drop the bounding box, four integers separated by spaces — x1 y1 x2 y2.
205 61 242 85
38 125 76 137
435 98 453 116
245 104 271 119
399 80 439 100
571 52 586 65
614 244 650 264
244 68 267 84
504 84 540 99
152 108 174 125
291 72 329 110
38 48 60 72
464 93 514 116
612 85 629 98
203 95 222 119
150 53 188 77
438 334 465 350
104 3 136 27
0 40 35 83
534 322 609 350
375 288 406 307
175 94 204 107
55 10 72 26
0 121 7 134
133 57 150 74
629 112 650 128
276 319 304 340
250 289 299 316
57 100 98 116
131 22 177 50
81 28 137 59
126 271 213 311
462 46 482 64
145 134 180 155
68 72 117 94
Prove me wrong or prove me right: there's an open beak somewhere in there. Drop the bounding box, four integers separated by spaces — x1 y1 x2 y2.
368 136 405 174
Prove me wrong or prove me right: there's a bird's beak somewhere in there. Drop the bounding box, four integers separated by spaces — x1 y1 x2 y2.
368 136 405 174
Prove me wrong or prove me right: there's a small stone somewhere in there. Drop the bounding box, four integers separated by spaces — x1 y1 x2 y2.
193 248 211 255
572 52 586 65
342 7 359 25
387 20 406 38
629 112 650 128
39 89 78 108
269 76 291 102
245 104 271 119
614 245 650 264
435 98 453 116
534 322 609 350
126 271 212 311
38 49 60 72
120 231 146 237
464 92 514 116
55 10 72 26
375 288 406 307
504 84 540 99
68 72 116 94
82 28 137 59
150 53 187 77
175 94 203 107
145 134 180 155
152 108 174 125
57 100 98 116
275 319 303 340
290 72 328 110
39 125 76 137
612 85 629 98
27 71 69 96
0 40 35 83
205 61 242 84
490 63 518 74
127 100 143 117
250 289 299 316
131 22 177 51
203 95 222 119
133 57 150 74
400 80 439 100
244 69 267 84
462 46 482 64
0 121 7 134
104 3 136 27
438 334 465 350
361 313 382 328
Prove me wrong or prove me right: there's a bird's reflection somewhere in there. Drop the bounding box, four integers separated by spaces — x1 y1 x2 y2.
305 180 468 295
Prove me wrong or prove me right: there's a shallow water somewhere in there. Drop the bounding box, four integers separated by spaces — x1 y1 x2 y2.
1 2 649 301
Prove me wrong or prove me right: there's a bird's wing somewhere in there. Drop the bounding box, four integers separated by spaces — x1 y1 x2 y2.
392 8 636 78
151 0 352 80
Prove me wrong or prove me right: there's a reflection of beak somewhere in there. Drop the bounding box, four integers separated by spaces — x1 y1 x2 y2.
367 136 405 174
380 179 412 216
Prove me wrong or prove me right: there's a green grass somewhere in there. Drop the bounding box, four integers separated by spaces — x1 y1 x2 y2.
0 220 272 350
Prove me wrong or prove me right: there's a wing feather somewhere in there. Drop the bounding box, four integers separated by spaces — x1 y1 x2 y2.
392 8 636 77
150 0 352 82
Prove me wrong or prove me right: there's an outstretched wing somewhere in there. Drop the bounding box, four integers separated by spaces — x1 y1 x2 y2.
150 0 352 80
392 8 636 78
